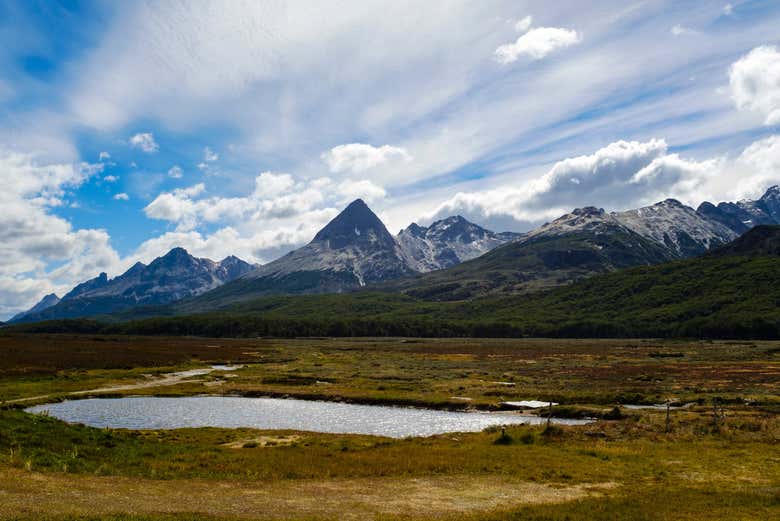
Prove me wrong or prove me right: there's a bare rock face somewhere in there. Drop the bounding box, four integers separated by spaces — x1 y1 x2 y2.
397 216 519 272
613 199 737 257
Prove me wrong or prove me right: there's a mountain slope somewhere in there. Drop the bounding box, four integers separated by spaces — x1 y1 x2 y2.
27 226 780 339
13 249 254 322
10 293 61 322
397 216 519 272
613 199 737 257
473 224 780 337
697 186 780 234
710 224 780 257
390 207 676 301
185 199 416 308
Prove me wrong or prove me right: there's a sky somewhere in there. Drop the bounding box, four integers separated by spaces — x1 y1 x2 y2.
1 0 780 318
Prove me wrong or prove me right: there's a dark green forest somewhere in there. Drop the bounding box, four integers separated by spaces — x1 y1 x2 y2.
7 239 780 339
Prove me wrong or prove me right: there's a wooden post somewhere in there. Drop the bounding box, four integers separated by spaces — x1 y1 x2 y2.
665 402 671 434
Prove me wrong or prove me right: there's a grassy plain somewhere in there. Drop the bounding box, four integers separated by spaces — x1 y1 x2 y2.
0 334 778 520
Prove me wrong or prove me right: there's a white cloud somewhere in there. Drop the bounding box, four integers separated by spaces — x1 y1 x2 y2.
253 171 295 198
514 15 533 33
422 139 728 228
141 169 387 261
730 45 780 125
322 143 412 174
495 26 580 63
0 150 121 318
167 165 183 178
129 132 159 153
103 175 119 182
139 172 351 263
336 179 387 204
203 147 219 162
99 151 111 161
723 4 734 16
732 135 780 198
671 25 698 37
113 192 129 201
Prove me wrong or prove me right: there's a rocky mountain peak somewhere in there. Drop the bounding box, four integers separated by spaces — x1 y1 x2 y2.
614 199 736 257
160 247 192 261
659 198 686 208
312 198 395 249
402 222 427 237
573 206 605 215
397 214 519 273
62 272 109 300
761 185 780 198
759 185 780 221
9 293 61 322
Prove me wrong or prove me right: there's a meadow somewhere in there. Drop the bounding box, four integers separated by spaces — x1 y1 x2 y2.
0 334 778 520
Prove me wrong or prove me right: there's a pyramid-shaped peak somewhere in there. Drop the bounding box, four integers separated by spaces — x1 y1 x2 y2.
312 199 393 247
163 247 191 258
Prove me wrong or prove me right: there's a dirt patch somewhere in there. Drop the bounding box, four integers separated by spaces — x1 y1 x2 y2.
222 435 302 449
0 468 615 520
3 368 216 405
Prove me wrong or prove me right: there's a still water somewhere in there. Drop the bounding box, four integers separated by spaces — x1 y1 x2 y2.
27 396 592 438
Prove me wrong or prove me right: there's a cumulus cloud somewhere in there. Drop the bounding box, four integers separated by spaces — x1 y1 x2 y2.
113 192 129 201
495 26 580 63
129 132 159 152
732 135 780 198
99 151 111 161
144 173 327 231
730 45 780 125
140 170 388 262
723 4 734 16
103 175 119 183
322 143 412 174
167 165 183 178
422 139 728 229
0 150 121 318
336 179 387 204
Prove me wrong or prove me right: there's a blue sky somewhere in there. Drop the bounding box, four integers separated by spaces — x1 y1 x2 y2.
1 0 779 318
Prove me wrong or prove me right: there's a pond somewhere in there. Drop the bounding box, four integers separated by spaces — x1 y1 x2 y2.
26 396 593 438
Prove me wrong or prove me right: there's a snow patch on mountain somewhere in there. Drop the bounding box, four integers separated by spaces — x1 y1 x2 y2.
398 216 519 272
613 199 737 257
242 199 414 287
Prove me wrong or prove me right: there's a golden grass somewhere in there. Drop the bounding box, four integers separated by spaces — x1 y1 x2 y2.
0 468 614 520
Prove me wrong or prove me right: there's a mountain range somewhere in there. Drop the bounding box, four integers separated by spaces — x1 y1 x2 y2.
13 249 254 323
16 224 780 340
10 185 780 323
